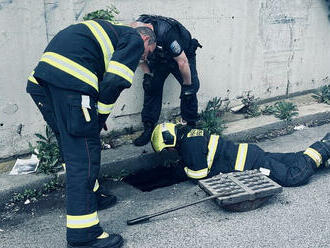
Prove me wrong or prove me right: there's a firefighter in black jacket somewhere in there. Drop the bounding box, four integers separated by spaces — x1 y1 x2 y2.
29 20 156 248
26 74 118 211
151 123 330 186
132 15 202 146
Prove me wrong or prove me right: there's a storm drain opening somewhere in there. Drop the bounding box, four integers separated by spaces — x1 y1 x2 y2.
123 164 188 192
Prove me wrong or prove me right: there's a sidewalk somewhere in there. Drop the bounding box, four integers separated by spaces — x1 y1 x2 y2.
1 93 330 204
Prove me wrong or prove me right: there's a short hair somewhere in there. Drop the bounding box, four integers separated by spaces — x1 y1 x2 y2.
135 26 156 45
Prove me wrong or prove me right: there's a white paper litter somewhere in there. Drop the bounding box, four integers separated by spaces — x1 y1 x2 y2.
294 125 306 131
9 154 39 175
230 104 246 113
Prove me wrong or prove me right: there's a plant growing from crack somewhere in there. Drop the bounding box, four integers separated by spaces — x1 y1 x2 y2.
273 101 299 126
241 91 261 118
312 85 330 104
11 177 61 203
83 5 119 22
198 97 226 135
29 125 61 174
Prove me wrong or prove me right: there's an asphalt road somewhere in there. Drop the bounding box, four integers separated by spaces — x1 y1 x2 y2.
1 123 330 248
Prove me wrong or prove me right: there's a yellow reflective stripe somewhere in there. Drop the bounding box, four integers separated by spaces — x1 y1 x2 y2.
207 135 219 170
184 167 208 179
97 101 114 114
67 211 99 229
93 179 99 192
304 148 322 167
40 52 98 91
28 71 38 84
82 21 114 71
234 143 248 171
107 61 134 84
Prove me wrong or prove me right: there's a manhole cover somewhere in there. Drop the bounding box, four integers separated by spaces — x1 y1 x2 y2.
198 170 283 211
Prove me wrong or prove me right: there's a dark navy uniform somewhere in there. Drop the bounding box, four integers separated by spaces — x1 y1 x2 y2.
30 20 144 244
176 127 329 187
137 15 201 124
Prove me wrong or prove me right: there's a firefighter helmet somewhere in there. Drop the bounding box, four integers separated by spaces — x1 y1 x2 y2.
151 122 177 152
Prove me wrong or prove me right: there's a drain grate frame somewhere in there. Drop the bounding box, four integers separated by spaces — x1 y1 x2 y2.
198 170 283 208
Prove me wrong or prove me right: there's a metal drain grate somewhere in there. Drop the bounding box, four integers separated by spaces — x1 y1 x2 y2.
198 170 283 207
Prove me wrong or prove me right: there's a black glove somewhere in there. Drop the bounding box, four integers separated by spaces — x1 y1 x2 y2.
180 84 195 100
142 73 153 93
98 113 109 133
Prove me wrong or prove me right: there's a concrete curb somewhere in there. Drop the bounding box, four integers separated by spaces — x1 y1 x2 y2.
1 101 330 205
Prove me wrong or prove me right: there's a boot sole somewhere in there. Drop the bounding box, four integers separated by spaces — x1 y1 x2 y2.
67 238 123 248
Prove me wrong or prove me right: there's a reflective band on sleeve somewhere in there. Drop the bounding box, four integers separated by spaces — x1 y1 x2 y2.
28 71 38 84
304 148 322 167
107 61 134 84
234 143 248 171
82 21 114 71
93 179 99 192
97 101 114 114
67 211 99 229
40 52 98 91
207 135 219 170
184 167 208 179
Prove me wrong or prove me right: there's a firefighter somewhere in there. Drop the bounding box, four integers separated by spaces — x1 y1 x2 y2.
132 15 202 146
151 123 330 187
30 19 156 248
26 73 118 212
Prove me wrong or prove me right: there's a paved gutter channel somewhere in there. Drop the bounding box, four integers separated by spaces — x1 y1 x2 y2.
1 93 330 205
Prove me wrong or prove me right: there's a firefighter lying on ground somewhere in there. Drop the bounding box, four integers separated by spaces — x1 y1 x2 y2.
27 19 156 248
151 123 330 186
131 15 202 146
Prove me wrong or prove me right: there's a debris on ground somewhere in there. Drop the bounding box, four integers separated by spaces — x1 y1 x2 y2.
9 154 39 175
294 125 306 131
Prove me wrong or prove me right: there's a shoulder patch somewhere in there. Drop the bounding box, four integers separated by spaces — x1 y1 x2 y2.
187 129 204 138
170 40 182 54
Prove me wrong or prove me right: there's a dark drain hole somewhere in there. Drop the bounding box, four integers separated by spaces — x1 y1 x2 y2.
123 165 188 192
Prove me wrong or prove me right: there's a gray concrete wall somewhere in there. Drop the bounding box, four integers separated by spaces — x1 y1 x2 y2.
0 0 330 158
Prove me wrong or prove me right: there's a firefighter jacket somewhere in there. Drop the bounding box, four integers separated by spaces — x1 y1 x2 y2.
33 20 144 115
176 126 261 180
137 14 192 58
176 126 325 186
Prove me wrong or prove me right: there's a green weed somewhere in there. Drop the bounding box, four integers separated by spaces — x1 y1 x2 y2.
198 97 226 135
273 101 299 123
83 5 119 22
312 85 330 104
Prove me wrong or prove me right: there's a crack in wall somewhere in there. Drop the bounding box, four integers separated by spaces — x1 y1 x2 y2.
73 0 90 21
43 0 59 42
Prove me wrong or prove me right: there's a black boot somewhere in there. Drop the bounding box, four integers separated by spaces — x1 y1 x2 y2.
321 133 330 167
133 122 154 146
97 193 117 211
96 186 117 211
67 232 123 248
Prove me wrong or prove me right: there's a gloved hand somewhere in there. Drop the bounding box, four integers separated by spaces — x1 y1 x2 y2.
180 84 195 100
142 73 153 93
98 113 109 133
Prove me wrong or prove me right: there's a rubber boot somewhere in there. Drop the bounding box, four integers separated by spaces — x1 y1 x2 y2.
133 122 154 146
321 132 330 167
67 232 123 248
